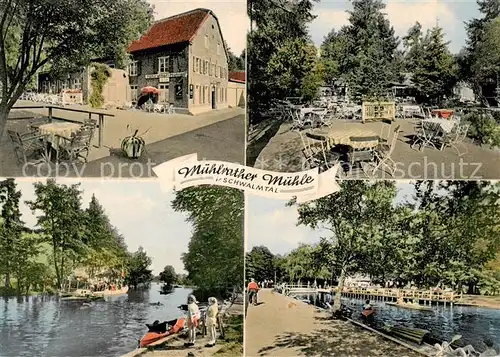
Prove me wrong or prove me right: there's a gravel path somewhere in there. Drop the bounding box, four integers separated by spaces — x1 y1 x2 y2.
245 289 423 357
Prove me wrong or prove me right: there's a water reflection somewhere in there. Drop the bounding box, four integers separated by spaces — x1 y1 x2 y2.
0 284 192 357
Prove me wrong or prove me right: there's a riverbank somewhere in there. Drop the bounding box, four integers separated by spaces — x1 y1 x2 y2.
457 295 500 309
245 289 422 356
124 299 243 357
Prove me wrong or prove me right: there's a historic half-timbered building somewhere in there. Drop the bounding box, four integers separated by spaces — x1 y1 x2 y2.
127 8 230 114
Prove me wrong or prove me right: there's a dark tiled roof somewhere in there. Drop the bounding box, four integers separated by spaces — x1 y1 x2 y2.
229 71 245 83
128 9 210 53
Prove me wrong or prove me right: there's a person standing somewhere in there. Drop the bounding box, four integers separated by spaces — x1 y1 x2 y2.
185 295 200 347
205 297 219 347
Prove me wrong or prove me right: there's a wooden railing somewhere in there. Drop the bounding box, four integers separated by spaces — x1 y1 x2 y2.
10 105 114 148
284 284 457 302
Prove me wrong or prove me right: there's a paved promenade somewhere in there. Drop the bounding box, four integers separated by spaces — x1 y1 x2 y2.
245 289 421 357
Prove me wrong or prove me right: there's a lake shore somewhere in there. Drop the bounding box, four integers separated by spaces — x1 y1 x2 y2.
457 295 500 309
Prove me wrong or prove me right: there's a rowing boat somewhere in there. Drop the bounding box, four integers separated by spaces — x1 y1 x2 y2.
386 302 433 311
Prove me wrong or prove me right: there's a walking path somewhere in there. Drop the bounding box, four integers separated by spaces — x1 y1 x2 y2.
245 289 421 357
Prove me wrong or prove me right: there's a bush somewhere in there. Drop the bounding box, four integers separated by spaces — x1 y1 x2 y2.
463 110 500 148
89 63 112 108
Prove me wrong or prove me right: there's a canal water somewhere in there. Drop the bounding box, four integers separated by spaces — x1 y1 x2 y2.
0 284 192 357
299 294 500 352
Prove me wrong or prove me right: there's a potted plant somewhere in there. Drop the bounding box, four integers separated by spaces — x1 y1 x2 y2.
121 129 145 159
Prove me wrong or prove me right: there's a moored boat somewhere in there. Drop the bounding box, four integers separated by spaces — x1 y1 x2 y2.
93 286 129 297
139 317 185 347
386 301 433 311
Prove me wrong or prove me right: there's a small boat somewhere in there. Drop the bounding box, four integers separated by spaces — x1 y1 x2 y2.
386 301 433 311
139 317 185 347
93 286 129 297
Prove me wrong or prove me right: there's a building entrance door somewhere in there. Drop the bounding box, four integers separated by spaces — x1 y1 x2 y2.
211 88 216 109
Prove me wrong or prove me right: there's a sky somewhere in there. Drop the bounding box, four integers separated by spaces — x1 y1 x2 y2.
310 0 481 54
246 181 416 256
6 178 192 275
149 0 247 55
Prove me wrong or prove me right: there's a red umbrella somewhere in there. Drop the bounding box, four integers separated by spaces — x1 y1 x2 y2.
141 86 160 95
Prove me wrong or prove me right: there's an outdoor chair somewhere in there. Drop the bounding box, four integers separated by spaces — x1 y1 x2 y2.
373 125 401 177
311 108 329 127
291 109 309 130
440 122 470 156
378 118 393 144
346 136 378 178
27 117 51 131
55 124 95 164
7 129 47 164
298 131 340 172
411 120 439 151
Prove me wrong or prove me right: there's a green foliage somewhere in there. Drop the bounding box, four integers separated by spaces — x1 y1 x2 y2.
267 38 322 102
0 0 153 135
159 265 177 285
226 42 245 72
463 110 500 148
89 64 112 108
462 0 500 104
345 0 400 101
245 246 276 282
247 0 318 123
409 26 458 104
124 247 153 289
172 186 243 296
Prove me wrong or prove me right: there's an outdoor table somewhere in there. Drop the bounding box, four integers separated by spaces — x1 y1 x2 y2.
310 127 379 150
431 109 454 119
38 122 82 153
422 118 457 134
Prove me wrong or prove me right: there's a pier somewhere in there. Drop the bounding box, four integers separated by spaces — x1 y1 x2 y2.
284 284 458 306
245 289 422 357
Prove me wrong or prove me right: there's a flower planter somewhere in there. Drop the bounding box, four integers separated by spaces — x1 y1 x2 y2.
121 130 145 159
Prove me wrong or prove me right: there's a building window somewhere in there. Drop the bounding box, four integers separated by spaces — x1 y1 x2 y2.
198 86 201 104
204 61 208 75
195 58 199 73
209 61 212 76
217 42 221 55
159 84 169 103
205 34 209 49
73 78 81 90
225 88 227 102
193 56 196 72
130 85 138 101
158 57 169 74
129 61 138 76
202 86 206 104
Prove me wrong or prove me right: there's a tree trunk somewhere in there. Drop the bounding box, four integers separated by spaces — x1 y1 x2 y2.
4 274 11 289
333 266 347 312
0 104 10 139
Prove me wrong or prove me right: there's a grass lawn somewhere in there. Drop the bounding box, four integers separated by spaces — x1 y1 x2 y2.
214 314 243 356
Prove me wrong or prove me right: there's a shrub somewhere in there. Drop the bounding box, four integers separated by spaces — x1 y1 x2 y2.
89 63 112 108
463 110 500 148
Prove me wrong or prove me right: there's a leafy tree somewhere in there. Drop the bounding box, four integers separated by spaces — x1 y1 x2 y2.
472 17 500 93
343 0 399 101
288 181 397 311
0 178 24 288
266 38 321 102
410 26 458 104
320 27 349 86
125 246 153 289
172 186 243 295
226 42 245 72
159 265 177 286
247 0 318 123
245 246 276 282
402 22 424 73
0 0 153 136
463 0 500 105
25 180 85 290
